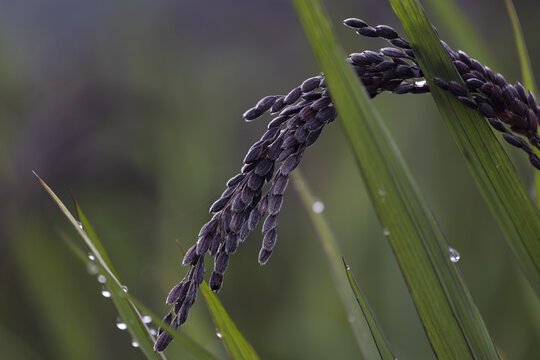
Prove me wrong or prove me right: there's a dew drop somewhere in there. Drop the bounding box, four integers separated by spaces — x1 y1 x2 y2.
415 80 427 87
116 319 128 330
77 221 83 229
101 287 112 298
216 332 223 339
149 328 157 336
382 228 391 236
97 274 106 284
312 200 325 214
122 285 128 293
377 187 386 197
142 315 152 324
131 339 139 348
348 315 355 324
449 247 460 263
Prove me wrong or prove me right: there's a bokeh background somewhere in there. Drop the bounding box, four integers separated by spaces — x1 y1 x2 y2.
1 0 539 359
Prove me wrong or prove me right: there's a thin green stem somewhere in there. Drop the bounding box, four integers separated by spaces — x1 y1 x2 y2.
503 0 540 206
291 171 380 359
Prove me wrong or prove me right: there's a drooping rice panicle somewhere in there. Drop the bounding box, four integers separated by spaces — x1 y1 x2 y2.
156 16 540 352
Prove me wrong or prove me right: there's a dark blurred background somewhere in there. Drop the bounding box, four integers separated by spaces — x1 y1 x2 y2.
1 0 539 359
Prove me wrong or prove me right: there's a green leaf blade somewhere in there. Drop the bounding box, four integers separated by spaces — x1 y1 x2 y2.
292 2 499 358
502 0 540 206
291 171 382 359
199 282 259 360
388 0 540 298
343 259 396 360
503 0 537 96
75 203 120 279
35 172 218 360
35 172 163 360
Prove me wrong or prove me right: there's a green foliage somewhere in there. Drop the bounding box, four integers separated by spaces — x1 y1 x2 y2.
503 0 540 205
199 283 259 360
292 0 498 358
389 0 540 297
22 1 540 359
35 172 217 360
343 259 395 360
291 171 380 358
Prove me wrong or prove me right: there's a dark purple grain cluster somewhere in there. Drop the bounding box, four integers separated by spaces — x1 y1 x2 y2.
344 17 540 169
342 18 429 98
155 74 336 352
432 57 540 168
156 16 540 353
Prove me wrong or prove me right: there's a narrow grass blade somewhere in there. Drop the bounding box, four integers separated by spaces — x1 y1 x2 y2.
199 282 259 360
126 297 219 360
34 172 164 359
503 0 540 205
293 1 499 358
290 171 381 358
0 322 42 360
388 0 540 297
75 202 120 279
35 172 216 360
34 175 162 359
504 0 537 96
343 259 396 360
60 233 218 360
423 0 492 63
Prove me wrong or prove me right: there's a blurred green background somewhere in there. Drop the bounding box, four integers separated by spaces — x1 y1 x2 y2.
1 0 539 359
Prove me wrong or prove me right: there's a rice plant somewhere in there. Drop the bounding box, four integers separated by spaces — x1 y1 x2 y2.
14 0 540 359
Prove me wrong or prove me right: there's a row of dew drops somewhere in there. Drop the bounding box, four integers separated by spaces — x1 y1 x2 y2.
87 252 155 348
83 219 227 345
88 252 226 344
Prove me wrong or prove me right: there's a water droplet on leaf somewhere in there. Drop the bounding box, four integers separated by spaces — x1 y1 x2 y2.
116 319 128 330
449 247 460 263
216 332 223 338
312 200 325 213
97 275 106 284
131 339 139 348
101 286 111 298
382 228 390 236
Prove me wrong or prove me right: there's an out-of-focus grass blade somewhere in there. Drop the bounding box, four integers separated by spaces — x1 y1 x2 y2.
60 233 219 360
503 0 537 96
199 282 259 360
388 0 540 297
343 259 396 360
290 171 381 358
34 172 163 360
0 322 42 360
293 1 499 358
503 0 540 205
423 0 492 63
35 172 217 360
